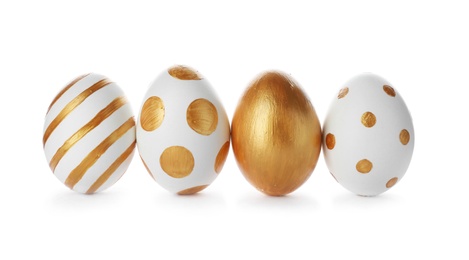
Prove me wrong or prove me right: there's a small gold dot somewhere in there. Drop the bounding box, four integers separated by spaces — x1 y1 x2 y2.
325 133 335 150
338 87 349 99
160 146 194 178
168 65 202 80
177 185 209 195
383 85 396 97
214 141 230 173
356 159 373 174
187 98 218 135
140 96 165 131
386 177 398 188
400 129 410 145
361 112 376 128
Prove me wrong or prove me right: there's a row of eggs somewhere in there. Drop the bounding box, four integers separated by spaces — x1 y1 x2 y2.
43 66 414 197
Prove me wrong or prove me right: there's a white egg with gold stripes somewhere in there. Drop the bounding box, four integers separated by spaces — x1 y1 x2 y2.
43 73 136 194
137 65 230 195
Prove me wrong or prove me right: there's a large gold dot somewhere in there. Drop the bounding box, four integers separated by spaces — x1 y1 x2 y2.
361 112 376 128
383 85 396 97
400 129 410 145
356 159 373 174
160 146 194 178
140 96 165 131
214 141 230 173
386 177 398 188
187 98 218 135
338 87 349 99
325 133 335 150
168 65 202 80
177 185 208 195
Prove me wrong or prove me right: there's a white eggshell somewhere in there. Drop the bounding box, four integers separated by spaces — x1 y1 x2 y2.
323 73 414 196
136 66 230 194
43 73 136 194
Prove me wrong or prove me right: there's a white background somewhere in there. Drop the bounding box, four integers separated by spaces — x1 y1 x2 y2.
1 0 467 259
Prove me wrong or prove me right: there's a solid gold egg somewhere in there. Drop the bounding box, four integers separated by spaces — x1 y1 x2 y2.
231 71 322 196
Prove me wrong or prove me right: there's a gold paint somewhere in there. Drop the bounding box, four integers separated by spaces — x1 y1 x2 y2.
160 146 194 178
386 177 398 188
47 73 89 113
325 133 335 150
186 98 218 135
139 155 155 180
177 185 209 195
140 96 165 131
86 140 136 194
383 85 396 97
400 129 410 145
338 87 349 99
43 78 112 146
168 65 202 80
214 141 230 173
361 112 376 128
356 159 373 174
231 71 322 196
64 117 135 189
49 96 127 171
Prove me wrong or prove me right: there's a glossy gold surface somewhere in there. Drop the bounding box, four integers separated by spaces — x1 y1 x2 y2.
186 98 218 135
43 78 112 146
168 65 202 80
361 111 376 128
356 159 373 174
177 185 209 195
64 118 135 189
159 146 194 178
140 96 165 131
86 140 136 194
383 85 396 97
49 96 127 171
386 177 398 188
231 71 322 196
214 141 230 173
400 129 410 145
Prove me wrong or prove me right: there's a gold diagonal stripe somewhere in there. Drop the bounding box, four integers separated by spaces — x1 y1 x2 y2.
86 140 136 194
64 117 135 189
43 78 112 146
49 96 128 172
47 73 90 113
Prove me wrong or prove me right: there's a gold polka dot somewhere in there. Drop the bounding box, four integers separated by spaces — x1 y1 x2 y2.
325 133 335 150
361 112 376 128
214 141 230 173
356 159 373 174
400 129 410 145
177 185 209 195
139 155 155 180
160 146 194 178
386 177 398 188
168 65 202 80
140 96 165 131
383 85 396 97
338 87 349 99
187 98 218 135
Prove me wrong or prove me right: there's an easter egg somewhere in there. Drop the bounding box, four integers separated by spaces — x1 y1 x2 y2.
136 65 230 195
43 73 136 194
323 73 414 196
231 71 322 196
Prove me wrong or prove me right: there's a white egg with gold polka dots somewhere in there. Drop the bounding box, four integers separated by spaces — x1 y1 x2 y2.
323 73 414 196
136 65 230 195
